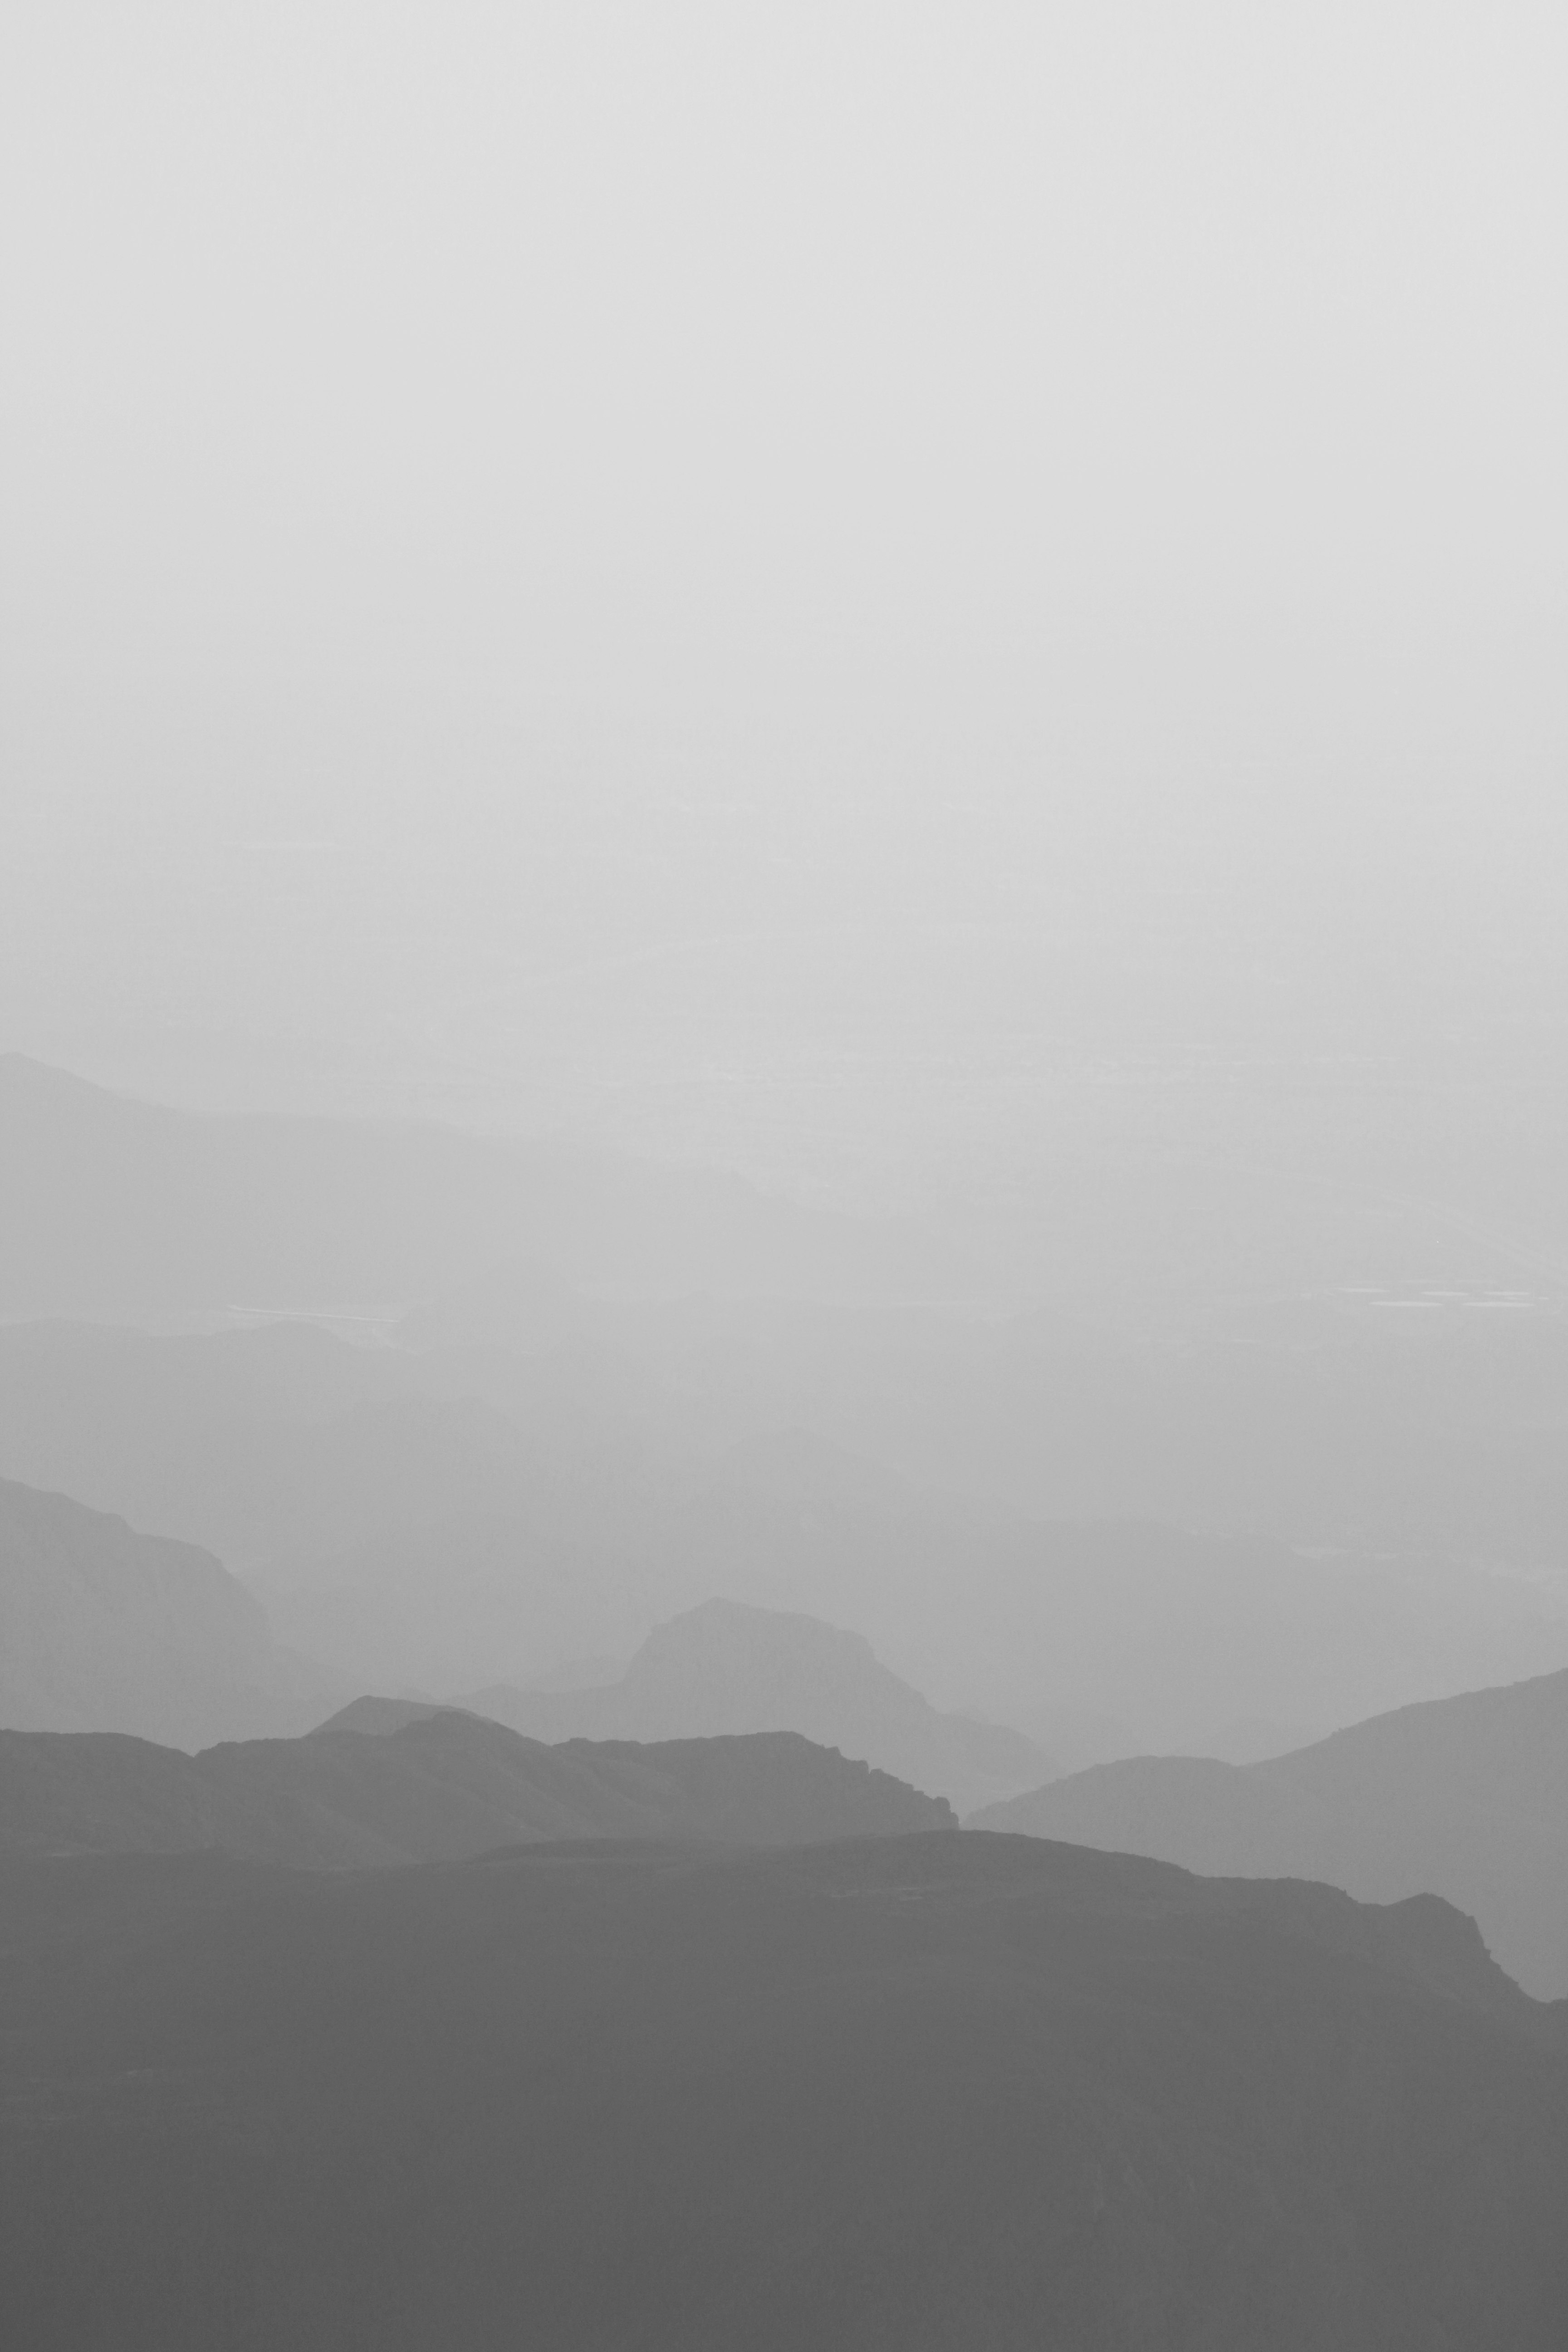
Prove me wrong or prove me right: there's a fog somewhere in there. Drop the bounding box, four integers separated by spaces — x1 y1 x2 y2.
6 13 1568 2337
5 0 1565 1198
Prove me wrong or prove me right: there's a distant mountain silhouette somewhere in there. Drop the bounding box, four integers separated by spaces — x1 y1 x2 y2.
399 1252 1568 1598
0 1054 978 1321
0 1476 334 1749
4 1832 1565 2349
970 1663 1568 1997
0 1711 952 1864
315 1695 456 1735
460 1597 1050 1814
6 1315 1567 1759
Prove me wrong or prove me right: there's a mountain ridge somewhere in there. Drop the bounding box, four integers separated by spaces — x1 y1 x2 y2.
0 1053 981 1322
4 1829 1566 2348
0 1710 955 1866
459 1595 1051 1814
0 1474 333 1749
970 1661 1568 1997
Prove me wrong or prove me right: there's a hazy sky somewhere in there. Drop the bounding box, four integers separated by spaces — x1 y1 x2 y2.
4 2 1565 1152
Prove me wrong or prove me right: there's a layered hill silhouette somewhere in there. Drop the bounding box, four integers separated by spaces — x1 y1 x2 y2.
7 1316 1567 1765
0 1476 333 1749
0 1436 1041 1808
4 1832 1565 2350
0 1054 976 1322
0 1708 953 1867
971 1664 1568 1998
459 1597 1050 1815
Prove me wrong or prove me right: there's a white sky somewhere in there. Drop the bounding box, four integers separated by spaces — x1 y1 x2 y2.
3 1 1565 1138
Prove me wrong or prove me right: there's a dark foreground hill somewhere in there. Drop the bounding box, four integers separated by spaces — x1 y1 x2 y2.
461 1597 1049 1814
2 1834 1567 2351
970 1664 1568 1999
0 1710 953 1866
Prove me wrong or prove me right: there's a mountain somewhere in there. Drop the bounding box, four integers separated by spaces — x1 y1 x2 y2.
970 1664 1568 1998
0 1317 637 1583
401 1260 1568 1589
640 1287 1568 1567
3 1833 1566 2350
460 1597 1051 1815
0 1710 952 1865
0 1477 334 1749
6 1317 1566 1763
0 1053 977 1322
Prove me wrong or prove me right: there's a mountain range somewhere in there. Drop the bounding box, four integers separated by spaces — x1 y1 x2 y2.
0 1474 333 1749
0 1456 1039 1805
972 1664 1568 1998
3 1831 1565 2349
5 1313 1566 1764
0 1052 978 1323
0 1706 952 1865
396 1216 1568 1583
460 1596 1049 1815
10 1051 1568 1597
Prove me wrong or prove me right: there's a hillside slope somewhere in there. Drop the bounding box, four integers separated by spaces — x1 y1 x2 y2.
7 1316 1567 1766
462 1597 1049 1814
2 1833 1565 2349
0 1054 972 1322
0 1711 954 1865
970 1664 1568 1997
0 1477 331 1748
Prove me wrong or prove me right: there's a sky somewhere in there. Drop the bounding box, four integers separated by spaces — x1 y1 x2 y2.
3 1 1565 1177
